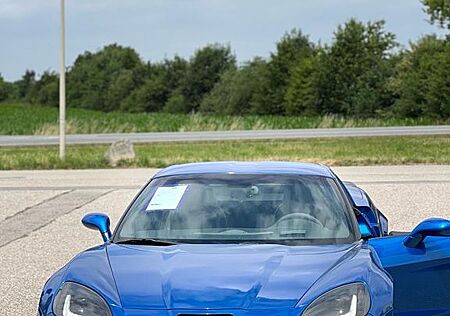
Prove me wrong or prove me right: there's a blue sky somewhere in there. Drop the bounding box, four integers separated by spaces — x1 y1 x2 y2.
0 0 445 81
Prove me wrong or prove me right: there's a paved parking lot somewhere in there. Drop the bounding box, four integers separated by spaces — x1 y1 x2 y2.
0 166 449 315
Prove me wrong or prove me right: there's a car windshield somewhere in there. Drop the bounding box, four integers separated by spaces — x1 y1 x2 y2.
114 174 357 245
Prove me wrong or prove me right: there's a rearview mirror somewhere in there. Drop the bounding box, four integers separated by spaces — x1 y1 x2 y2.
82 213 112 243
404 218 450 248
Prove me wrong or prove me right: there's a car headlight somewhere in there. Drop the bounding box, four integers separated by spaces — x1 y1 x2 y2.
302 283 370 316
53 282 112 316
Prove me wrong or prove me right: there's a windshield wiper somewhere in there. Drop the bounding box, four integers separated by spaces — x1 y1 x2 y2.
115 238 177 246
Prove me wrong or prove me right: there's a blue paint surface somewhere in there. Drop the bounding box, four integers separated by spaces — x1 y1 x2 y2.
153 161 334 179
38 162 450 316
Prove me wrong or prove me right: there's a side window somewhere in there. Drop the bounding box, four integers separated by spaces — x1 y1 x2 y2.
306 178 352 235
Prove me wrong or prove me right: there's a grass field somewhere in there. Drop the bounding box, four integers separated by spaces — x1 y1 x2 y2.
1 102 448 135
1 136 449 170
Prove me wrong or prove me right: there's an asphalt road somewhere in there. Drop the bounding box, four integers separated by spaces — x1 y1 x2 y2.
1 125 450 147
0 166 449 315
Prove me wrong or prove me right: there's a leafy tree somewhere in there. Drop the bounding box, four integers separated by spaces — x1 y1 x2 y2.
246 60 273 115
15 70 36 100
121 75 167 113
121 57 189 113
285 54 322 115
200 58 270 115
350 53 399 117
106 69 136 111
0 73 11 101
392 35 450 118
3 23 435 119
266 29 315 114
67 44 144 111
423 0 450 29
317 19 397 116
29 71 59 106
163 89 187 113
160 56 189 113
180 44 236 113
162 56 189 92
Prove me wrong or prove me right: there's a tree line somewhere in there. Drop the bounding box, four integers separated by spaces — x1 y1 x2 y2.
1 0 450 119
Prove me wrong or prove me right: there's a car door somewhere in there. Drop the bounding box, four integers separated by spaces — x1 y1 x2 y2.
368 233 450 316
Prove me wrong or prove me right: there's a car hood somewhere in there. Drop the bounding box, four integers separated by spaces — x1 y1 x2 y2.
106 242 360 310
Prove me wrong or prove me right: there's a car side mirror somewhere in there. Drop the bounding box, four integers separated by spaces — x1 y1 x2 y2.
355 208 377 239
358 218 374 239
82 213 112 243
404 218 450 248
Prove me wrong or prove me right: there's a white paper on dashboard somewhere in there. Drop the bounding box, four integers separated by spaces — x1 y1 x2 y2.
146 185 188 211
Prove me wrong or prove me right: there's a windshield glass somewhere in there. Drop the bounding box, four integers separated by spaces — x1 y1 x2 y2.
114 174 357 245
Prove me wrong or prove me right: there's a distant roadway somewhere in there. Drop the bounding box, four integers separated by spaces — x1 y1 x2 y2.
1 125 450 147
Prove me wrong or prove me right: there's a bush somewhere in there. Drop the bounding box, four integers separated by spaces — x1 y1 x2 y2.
180 44 236 113
392 35 450 118
285 20 397 117
67 44 144 111
285 54 321 115
4 3 450 120
28 71 59 107
200 58 270 115
0 74 11 102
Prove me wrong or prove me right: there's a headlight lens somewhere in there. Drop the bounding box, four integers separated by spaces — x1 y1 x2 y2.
302 283 370 316
53 282 112 316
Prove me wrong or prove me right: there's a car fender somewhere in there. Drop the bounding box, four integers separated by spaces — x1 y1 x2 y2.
39 244 122 315
296 241 393 316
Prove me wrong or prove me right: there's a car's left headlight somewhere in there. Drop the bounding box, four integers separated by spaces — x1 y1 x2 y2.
302 283 370 316
53 282 112 316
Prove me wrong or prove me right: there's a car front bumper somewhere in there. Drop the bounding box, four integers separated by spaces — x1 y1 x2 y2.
43 310 384 316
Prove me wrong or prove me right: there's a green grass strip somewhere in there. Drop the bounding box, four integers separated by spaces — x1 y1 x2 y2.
1 136 449 170
1 102 448 136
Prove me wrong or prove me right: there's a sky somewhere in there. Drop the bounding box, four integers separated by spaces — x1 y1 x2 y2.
0 0 446 81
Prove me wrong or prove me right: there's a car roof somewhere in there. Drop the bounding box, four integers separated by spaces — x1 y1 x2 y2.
153 161 335 179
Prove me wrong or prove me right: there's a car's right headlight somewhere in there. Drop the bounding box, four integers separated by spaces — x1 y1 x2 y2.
53 282 112 316
302 283 371 316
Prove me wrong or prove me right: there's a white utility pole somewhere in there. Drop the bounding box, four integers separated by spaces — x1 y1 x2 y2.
59 0 66 159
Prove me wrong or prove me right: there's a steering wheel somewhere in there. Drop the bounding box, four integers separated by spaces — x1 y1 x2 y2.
276 213 323 228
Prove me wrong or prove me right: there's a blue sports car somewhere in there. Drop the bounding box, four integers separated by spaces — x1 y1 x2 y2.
38 162 450 316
